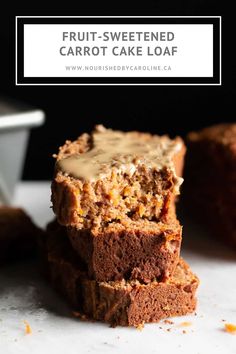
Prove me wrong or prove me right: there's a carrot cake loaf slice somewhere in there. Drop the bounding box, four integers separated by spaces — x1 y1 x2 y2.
184 123 236 247
52 125 186 229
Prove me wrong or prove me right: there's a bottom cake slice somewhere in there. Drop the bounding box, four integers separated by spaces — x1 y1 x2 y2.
44 222 199 327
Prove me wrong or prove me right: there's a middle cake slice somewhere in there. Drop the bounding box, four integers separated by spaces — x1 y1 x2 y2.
67 216 182 283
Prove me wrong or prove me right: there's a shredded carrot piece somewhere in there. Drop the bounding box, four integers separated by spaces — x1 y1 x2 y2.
225 323 236 334
136 323 144 331
179 321 192 327
24 320 32 335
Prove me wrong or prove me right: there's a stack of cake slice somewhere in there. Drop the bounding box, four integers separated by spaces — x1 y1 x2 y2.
45 125 199 327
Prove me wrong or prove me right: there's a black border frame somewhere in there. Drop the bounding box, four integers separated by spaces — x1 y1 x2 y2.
16 16 221 85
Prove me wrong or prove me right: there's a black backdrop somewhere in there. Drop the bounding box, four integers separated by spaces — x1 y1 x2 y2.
0 3 235 180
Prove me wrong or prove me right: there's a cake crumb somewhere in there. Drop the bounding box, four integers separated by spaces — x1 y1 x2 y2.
221 319 226 322
136 323 144 331
166 328 171 332
179 321 192 327
23 320 32 335
163 319 174 325
182 330 187 334
224 323 236 334
72 311 88 321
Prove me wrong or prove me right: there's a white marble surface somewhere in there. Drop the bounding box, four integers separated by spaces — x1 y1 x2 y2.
0 182 235 354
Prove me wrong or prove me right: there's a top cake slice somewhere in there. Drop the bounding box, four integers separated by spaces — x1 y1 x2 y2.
52 125 185 229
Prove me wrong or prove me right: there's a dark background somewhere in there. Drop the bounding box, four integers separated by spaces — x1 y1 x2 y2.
0 4 234 180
